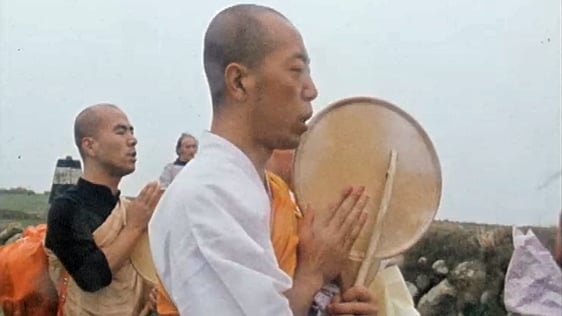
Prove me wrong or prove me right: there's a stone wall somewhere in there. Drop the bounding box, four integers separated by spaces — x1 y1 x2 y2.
400 220 556 315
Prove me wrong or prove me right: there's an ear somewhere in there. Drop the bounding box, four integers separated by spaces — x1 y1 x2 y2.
81 137 97 157
224 62 254 102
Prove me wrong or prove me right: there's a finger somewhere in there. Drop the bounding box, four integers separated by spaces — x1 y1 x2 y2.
341 285 375 303
339 194 369 238
147 184 164 209
147 181 162 197
136 182 152 202
331 186 365 228
328 301 378 315
138 181 158 202
343 210 369 251
146 180 160 195
327 186 354 222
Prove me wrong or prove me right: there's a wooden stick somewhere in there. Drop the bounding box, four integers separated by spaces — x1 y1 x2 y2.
354 149 398 287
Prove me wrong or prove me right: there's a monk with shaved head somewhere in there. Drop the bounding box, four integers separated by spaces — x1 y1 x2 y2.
45 103 160 315
150 4 375 316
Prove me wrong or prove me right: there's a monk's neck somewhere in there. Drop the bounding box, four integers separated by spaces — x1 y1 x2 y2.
211 115 271 183
82 167 121 196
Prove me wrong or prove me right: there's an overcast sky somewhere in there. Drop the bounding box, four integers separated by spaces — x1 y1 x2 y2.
0 0 560 226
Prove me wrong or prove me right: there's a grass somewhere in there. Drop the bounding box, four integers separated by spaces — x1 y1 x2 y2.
0 192 50 230
0 192 50 215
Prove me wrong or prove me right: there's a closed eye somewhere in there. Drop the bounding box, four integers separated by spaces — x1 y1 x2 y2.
290 65 310 75
114 124 134 135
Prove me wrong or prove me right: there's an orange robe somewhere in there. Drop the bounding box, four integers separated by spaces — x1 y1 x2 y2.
0 224 58 316
156 171 301 314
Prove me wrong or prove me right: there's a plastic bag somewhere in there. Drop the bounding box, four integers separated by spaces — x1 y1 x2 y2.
504 227 562 316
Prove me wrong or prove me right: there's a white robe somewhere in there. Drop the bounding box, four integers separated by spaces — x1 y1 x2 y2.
149 131 293 315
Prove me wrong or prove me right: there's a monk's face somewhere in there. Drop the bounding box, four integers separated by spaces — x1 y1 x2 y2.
87 107 138 177
249 14 317 150
266 149 295 185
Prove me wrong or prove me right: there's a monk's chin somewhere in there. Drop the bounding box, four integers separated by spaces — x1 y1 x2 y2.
113 166 135 178
275 137 301 150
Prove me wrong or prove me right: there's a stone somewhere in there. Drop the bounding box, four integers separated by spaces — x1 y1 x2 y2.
480 290 493 305
417 279 457 316
0 222 23 244
5 232 22 245
449 260 486 289
448 260 487 307
415 274 431 292
432 259 449 275
418 256 428 265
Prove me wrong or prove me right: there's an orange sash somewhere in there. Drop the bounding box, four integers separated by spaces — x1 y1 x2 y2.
267 171 302 278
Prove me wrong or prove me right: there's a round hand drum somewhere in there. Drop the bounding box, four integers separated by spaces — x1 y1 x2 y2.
293 97 442 290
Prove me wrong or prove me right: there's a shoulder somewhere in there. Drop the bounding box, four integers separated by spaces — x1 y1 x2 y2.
45 189 83 246
47 188 81 220
161 162 175 172
177 159 256 198
157 161 260 219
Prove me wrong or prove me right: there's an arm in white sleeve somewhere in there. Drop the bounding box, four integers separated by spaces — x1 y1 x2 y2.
150 184 293 316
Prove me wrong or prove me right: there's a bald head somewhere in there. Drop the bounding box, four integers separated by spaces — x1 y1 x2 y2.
203 4 289 107
74 103 120 156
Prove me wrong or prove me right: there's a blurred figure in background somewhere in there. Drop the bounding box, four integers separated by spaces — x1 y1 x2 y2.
159 133 198 188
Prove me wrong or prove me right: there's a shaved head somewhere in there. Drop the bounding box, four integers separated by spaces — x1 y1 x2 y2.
203 4 289 107
74 103 120 156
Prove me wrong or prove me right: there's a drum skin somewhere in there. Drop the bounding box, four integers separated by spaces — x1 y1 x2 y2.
293 96 442 288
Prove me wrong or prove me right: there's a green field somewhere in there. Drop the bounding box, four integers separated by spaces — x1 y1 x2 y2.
0 192 49 214
0 191 50 228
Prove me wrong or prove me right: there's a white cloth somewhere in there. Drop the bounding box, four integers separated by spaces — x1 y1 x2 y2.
149 131 293 316
370 265 420 316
